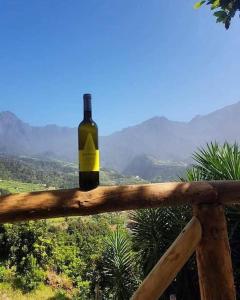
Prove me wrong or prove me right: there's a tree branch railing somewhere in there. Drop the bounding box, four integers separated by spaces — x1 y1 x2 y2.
1 180 240 223
0 180 239 299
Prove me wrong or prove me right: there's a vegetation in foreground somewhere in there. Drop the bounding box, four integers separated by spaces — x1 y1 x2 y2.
1 142 240 299
0 283 58 300
125 142 240 299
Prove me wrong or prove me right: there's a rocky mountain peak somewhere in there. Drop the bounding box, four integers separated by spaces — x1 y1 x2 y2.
0 111 22 125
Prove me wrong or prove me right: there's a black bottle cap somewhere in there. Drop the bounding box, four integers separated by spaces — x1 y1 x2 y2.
83 93 92 100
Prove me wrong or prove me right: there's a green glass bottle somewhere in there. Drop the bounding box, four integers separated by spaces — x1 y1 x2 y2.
78 94 99 190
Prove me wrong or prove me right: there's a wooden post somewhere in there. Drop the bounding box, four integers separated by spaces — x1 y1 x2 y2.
193 203 236 300
131 217 202 300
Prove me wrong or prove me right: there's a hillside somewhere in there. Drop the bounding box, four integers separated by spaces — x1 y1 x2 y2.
0 155 147 192
1 101 240 173
123 154 187 181
0 180 46 195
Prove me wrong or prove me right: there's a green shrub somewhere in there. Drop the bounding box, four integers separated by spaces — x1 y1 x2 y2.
0 265 14 282
52 245 85 281
72 281 91 300
14 255 45 292
49 290 72 300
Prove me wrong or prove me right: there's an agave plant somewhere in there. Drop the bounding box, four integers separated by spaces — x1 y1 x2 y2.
100 228 138 300
188 142 240 180
130 207 191 277
130 206 200 300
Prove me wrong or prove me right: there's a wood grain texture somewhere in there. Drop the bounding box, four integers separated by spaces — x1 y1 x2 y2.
0 182 217 223
131 217 202 300
193 204 236 300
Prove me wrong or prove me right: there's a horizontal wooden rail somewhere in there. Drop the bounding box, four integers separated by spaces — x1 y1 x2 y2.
131 217 202 300
0 181 239 223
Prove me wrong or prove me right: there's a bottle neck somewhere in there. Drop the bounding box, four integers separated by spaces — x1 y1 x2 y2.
84 110 92 120
83 96 92 120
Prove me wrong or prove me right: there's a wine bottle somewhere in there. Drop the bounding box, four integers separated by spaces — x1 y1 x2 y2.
78 94 100 190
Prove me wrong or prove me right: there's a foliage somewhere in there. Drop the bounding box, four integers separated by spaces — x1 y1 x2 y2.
0 154 143 297
1 221 54 268
183 142 240 297
72 281 91 300
130 207 200 300
194 0 240 29
15 255 46 292
0 282 60 300
130 142 240 299
0 214 122 297
64 216 113 284
0 265 14 282
0 180 45 194
49 290 72 300
100 228 139 300
188 142 240 180
0 221 53 292
131 207 191 276
52 245 85 280
51 215 115 298
0 154 78 189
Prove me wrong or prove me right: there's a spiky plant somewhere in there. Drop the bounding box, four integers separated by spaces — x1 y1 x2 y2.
130 206 199 300
100 228 138 300
188 142 240 180
130 207 191 277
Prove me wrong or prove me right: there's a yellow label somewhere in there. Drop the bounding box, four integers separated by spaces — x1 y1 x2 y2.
79 134 100 171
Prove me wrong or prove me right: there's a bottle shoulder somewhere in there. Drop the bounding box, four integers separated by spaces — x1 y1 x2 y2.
78 119 98 128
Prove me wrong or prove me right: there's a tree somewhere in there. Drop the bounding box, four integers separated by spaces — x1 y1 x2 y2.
194 0 240 29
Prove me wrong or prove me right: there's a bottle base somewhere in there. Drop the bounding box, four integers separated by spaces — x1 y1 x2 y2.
79 171 99 191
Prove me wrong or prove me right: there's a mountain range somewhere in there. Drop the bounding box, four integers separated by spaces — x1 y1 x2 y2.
0 101 240 178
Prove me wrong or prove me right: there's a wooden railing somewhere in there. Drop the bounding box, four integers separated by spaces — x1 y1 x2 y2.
0 181 239 300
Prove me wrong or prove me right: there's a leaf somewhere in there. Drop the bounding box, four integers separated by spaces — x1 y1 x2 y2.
211 0 220 9
194 0 206 9
214 10 227 17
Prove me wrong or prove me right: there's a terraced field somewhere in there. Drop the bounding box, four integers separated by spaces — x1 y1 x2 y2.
0 179 47 194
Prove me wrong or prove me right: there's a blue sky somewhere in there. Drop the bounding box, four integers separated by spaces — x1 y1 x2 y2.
0 0 239 135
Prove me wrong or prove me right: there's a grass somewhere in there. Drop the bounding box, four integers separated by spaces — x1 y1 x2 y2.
0 282 63 300
0 179 47 194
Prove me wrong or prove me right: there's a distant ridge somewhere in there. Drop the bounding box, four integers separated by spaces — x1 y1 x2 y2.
0 111 76 161
1 101 240 173
101 101 240 171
